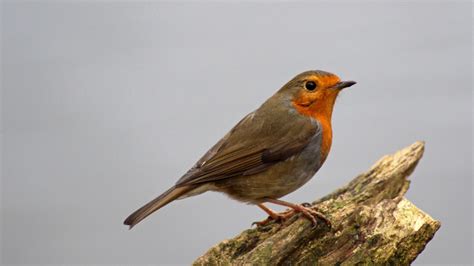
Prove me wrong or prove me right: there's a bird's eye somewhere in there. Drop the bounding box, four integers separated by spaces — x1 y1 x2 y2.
305 81 317 91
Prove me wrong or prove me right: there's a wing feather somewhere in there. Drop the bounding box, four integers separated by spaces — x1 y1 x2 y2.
175 110 320 187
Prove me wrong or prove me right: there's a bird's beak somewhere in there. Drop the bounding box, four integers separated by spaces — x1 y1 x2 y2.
333 80 356 90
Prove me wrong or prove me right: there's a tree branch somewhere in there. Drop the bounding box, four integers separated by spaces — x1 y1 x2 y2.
194 141 440 265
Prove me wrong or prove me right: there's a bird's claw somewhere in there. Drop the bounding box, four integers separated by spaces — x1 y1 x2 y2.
253 205 331 229
252 210 293 227
301 206 332 229
252 216 275 227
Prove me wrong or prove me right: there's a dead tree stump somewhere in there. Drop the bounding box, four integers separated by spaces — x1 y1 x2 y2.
194 141 440 265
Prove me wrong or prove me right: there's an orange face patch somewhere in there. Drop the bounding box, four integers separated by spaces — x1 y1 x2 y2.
291 73 342 162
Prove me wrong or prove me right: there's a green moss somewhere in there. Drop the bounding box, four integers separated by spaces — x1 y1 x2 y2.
332 200 345 210
387 223 440 265
367 234 382 248
231 232 261 259
247 242 274 264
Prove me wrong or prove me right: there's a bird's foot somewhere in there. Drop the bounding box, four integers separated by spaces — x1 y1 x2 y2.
290 204 332 228
252 209 293 227
253 201 331 228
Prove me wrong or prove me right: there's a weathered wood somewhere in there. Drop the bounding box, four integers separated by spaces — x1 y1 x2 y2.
194 141 440 265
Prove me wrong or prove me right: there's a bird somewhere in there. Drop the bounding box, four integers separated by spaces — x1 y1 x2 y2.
124 70 356 229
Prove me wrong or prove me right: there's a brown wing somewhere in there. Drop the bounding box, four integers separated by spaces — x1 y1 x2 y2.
175 111 320 187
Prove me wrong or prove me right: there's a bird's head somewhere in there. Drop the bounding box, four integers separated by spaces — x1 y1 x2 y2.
278 70 356 120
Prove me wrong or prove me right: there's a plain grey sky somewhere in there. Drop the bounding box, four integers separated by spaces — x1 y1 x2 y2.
1 1 472 265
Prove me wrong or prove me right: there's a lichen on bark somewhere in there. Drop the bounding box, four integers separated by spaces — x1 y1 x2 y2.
194 141 441 265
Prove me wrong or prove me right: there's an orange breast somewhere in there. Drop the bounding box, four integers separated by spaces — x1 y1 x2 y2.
314 116 332 162
292 96 336 163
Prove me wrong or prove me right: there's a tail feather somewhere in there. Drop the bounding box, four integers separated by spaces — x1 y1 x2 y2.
124 186 192 229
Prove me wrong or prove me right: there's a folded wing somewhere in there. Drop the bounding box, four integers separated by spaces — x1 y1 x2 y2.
176 111 320 187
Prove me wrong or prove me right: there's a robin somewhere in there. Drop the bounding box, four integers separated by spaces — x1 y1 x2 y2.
124 70 356 229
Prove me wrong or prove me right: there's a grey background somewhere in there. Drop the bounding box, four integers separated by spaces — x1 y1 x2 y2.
1 1 472 265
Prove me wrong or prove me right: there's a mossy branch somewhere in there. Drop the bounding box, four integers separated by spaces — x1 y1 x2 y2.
194 141 440 265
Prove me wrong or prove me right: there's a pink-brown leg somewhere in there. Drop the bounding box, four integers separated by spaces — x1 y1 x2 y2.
253 204 293 226
265 198 331 227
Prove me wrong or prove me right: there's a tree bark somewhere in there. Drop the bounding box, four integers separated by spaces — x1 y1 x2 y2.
194 141 440 265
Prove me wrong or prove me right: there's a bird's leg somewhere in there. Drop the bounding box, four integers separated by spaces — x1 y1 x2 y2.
257 203 281 220
265 198 331 228
253 203 293 226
